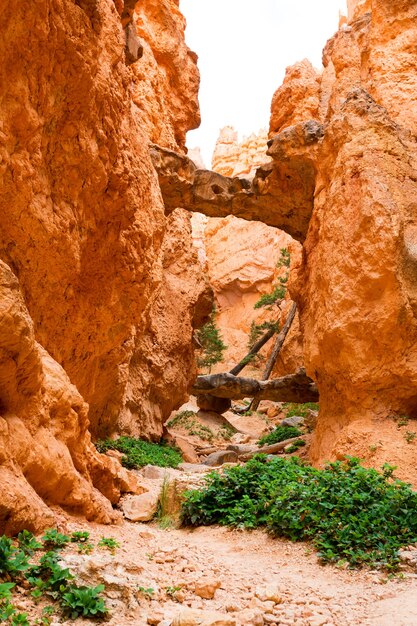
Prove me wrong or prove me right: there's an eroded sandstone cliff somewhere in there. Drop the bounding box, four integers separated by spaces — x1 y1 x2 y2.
271 0 417 480
0 0 209 530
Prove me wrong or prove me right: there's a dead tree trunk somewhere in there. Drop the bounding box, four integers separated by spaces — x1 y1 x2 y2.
249 301 297 411
229 325 277 376
191 369 318 404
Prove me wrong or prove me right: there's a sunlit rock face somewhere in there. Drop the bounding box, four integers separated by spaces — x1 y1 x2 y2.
0 0 210 530
271 0 417 482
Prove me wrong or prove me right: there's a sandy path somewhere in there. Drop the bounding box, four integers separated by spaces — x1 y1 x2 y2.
60 520 417 626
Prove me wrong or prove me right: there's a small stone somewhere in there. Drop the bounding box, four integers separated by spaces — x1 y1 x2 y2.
194 578 221 599
280 416 304 427
203 450 238 467
255 583 283 604
230 433 251 444
147 610 164 625
237 608 264 625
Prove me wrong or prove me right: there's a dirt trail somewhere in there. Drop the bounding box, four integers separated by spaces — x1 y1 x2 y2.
59 519 417 626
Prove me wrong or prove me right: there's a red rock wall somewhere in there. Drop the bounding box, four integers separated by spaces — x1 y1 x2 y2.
270 0 417 482
0 0 209 530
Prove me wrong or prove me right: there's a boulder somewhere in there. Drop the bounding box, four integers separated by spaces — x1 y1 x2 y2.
194 578 221 599
280 416 304 428
121 491 159 522
203 450 238 467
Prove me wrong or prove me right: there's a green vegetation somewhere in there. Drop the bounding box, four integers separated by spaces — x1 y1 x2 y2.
277 247 291 268
181 455 417 569
257 425 303 447
285 439 306 454
254 285 286 310
41 530 70 550
283 402 319 418
60 584 106 619
195 307 227 371
247 320 279 351
165 585 182 599
167 411 215 442
254 248 290 310
98 537 119 554
218 424 235 441
96 437 182 469
137 586 154 598
404 431 416 444
0 530 111 622
70 531 90 543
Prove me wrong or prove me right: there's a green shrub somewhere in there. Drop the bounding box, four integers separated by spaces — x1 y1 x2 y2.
181 456 417 569
254 249 290 310
257 426 302 447
17 530 42 556
98 537 119 554
60 584 107 619
41 529 70 550
96 437 182 469
0 537 30 576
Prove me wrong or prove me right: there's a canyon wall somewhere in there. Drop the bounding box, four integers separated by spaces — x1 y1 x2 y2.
269 0 417 481
0 0 209 530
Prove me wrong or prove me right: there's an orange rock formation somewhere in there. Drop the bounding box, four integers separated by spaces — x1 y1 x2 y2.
270 0 417 480
0 0 210 530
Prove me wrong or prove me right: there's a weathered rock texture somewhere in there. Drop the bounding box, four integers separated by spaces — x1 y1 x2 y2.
272 0 417 481
212 126 272 178
0 0 209 529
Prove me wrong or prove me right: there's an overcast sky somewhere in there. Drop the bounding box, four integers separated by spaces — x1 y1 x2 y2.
180 0 347 165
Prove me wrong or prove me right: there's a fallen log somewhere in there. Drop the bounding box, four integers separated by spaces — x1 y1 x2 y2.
238 436 303 461
229 325 277 376
191 369 318 404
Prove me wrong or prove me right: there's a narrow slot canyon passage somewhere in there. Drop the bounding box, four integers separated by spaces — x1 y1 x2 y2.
0 0 417 624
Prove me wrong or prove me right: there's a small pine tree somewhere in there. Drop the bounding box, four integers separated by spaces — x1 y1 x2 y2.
196 308 227 372
254 248 291 310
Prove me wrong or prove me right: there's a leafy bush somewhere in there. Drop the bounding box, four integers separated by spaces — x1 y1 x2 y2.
17 530 42 555
41 529 70 550
98 537 119 554
0 531 109 623
181 456 417 569
60 584 107 619
96 437 182 469
257 426 302 447
0 537 30 575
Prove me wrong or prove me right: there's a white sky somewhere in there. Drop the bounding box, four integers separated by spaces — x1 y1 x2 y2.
180 0 347 165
